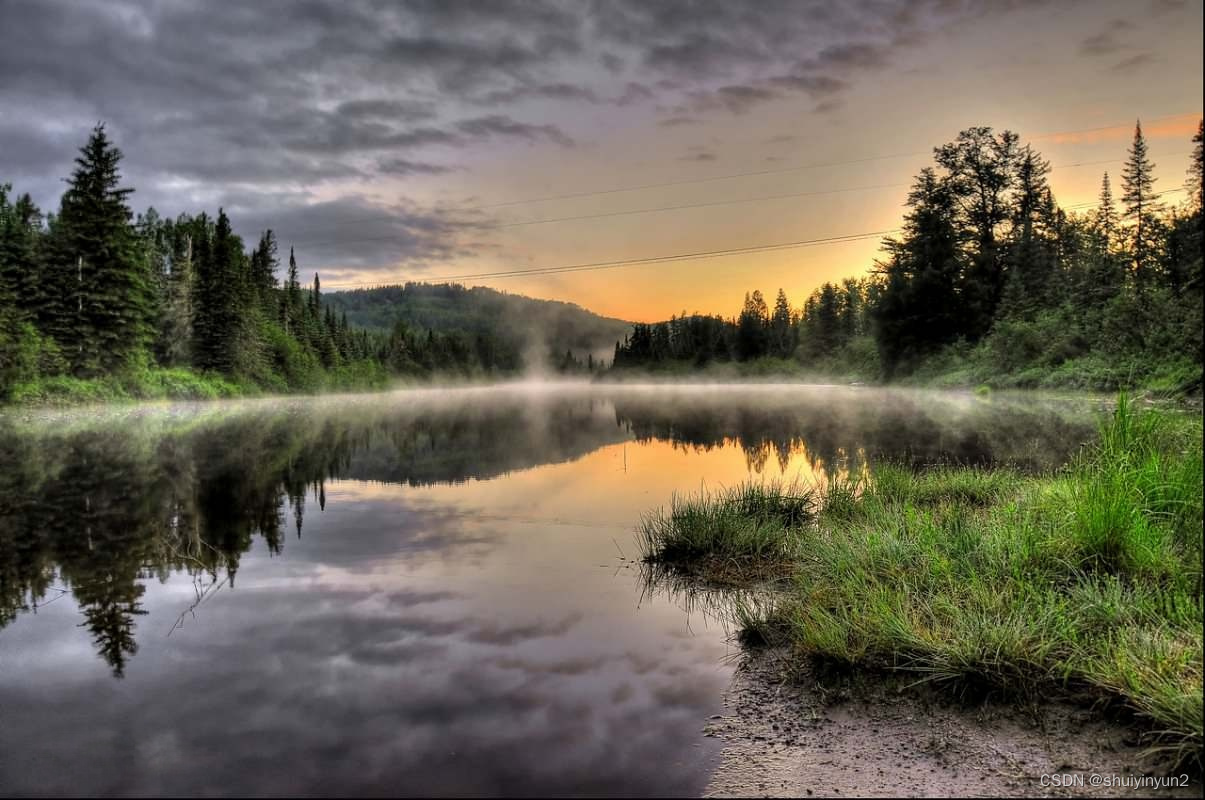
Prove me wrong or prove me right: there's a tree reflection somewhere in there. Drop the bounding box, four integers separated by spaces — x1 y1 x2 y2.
0 388 1094 676
0 397 631 674
612 389 1093 482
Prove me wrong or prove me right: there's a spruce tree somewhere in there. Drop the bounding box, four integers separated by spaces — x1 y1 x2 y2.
53 124 154 374
1004 145 1057 313
282 247 301 334
1188 119 1203 215
159 216 195 366
874 168 964 374
0 187 44 324
933 127 1019 339
251 230 278 309
1121 121 1163 291
1083 173 1124 308
1095 172 1118 241
770 288 792 357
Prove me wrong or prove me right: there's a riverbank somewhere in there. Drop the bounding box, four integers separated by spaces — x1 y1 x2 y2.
703 647 1199 798
603 355 1202 398
639 396 1203 776
1 360 394 406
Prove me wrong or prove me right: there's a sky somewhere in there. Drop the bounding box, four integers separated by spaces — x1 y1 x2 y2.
0 0 1201 323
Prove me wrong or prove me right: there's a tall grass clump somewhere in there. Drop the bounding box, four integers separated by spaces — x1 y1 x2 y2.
642 395 1203 765
639 480 814 566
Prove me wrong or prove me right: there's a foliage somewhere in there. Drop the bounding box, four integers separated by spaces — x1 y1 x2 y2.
610 120 1203 394
640 399 1204 765
0 127 537 405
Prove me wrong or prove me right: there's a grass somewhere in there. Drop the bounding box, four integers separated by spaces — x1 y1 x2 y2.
639 480 814 584
639 480 814 562
638 395 1203 767
3 360 391 407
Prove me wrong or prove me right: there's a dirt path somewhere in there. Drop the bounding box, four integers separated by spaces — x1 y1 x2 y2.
702 648 1199 798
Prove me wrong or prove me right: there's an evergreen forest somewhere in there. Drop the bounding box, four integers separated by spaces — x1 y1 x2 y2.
612 121 1203 393
0 126 540 404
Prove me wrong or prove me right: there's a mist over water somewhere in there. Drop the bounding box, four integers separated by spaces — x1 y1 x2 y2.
0 384 1100 796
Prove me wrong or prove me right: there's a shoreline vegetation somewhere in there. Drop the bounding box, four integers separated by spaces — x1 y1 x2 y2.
610 121 1204 399
638 396 1203 769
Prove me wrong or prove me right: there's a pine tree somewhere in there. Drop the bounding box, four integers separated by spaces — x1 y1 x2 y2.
250 229 278 309
193 209 247 372
1188 119 1203 215
1121 121 1164 291
770 288 793 357
282 247 301 334
1095 173 1118 241
934 127 1019 339
1081 173 1124 308
53 124 154 374
874 168 964 375
1004 145 1057 313
0 187 44 324
159 216 195 366
737 290 770 360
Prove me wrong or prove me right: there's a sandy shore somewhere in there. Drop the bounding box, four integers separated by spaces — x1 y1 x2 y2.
702 648 1200 798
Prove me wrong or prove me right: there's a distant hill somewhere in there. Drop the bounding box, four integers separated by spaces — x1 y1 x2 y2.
324 282 633 362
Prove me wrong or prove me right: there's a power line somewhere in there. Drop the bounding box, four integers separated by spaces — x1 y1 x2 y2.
1063 186 1186 210
321 184 1193 290
294 181 910 249
290 111 1200 231
323 228 900 289
287 151 1191 251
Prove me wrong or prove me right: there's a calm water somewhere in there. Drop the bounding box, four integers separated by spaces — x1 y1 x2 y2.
0 384 1098 797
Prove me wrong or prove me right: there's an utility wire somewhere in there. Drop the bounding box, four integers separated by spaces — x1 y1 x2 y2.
323 228 900 288
321 185 1192 289
294 181 910 249
288 152 1190 250
298 111 1200 231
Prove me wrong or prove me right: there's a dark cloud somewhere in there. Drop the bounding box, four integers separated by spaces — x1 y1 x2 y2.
454 114 575 147
1111 52 1156 71
659 115 700 128
808 42 892 71
679 151 718 163
691 84 782 115
612 81 656 106
766 73 848 97
229 195 482 274
1080 19 1134 55
376 157 457 176
479 82 601 105
0 0 1051 263
335 98 438 122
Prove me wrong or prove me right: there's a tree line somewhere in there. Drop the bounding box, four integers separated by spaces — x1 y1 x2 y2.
614 120 1203 390
0 126 519 401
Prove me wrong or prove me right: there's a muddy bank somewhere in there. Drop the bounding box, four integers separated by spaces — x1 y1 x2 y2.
702 648 1200 798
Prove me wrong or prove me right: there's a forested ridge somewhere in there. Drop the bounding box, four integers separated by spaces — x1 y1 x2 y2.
323 283 632 363
0 126 554 404
613 121 1204 393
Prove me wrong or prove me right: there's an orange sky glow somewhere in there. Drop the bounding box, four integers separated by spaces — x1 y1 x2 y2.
298 0 1201 323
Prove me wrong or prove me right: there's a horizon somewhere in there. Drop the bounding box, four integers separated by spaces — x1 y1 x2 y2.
1 0 1202 323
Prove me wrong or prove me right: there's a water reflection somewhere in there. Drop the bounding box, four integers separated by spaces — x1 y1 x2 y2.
0 386 1094 676
0 385 1097 796
612 385 1095 477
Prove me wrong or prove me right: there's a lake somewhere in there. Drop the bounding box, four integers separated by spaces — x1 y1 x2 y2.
0 384 1099 796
